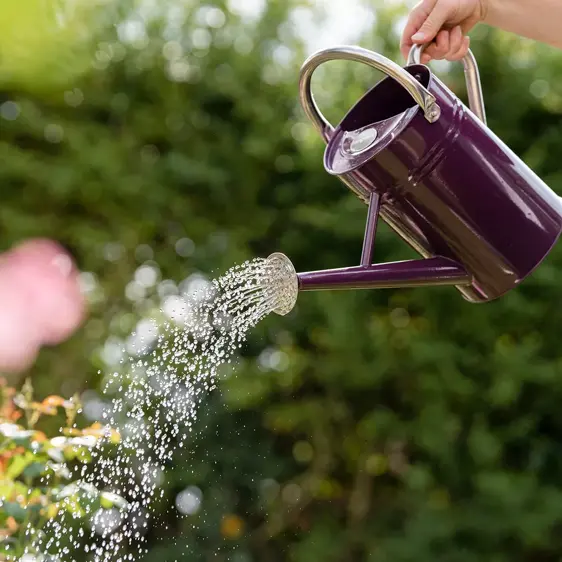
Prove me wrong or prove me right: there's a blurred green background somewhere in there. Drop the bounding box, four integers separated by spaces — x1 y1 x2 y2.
3 0 562 560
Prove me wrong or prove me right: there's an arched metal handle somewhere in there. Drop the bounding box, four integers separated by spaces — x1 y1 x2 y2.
298 45 442 139
407 44 487 125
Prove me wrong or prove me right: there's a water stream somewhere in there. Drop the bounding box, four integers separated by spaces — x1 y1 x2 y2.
28 255 298 561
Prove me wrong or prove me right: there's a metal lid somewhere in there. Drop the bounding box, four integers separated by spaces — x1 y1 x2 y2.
325 106 418 176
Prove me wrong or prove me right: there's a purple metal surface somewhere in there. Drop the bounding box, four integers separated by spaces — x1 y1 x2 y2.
298 257 470 291
360 191 381 266
320 64 562 302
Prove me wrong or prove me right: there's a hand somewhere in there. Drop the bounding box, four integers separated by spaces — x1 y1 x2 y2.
400 0 488 63
0 239 85 373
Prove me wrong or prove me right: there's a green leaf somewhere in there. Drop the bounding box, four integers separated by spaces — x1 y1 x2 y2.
6 452 34 479
1 501 27 523
0 480 15 501
11 435 34 450
22 461 47 480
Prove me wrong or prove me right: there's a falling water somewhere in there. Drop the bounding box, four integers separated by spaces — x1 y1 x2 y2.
27 254 298 561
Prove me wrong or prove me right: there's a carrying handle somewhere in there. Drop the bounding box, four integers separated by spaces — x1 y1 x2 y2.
299 45 442 140
407 44 487 125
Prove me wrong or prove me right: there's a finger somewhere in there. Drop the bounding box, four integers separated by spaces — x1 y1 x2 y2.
423 29 451 61
400 0 438 60
445 26 463 59
435 29 451 53
0 240 85 373
411 0 456 45
448 35 470 61
8 239 86 346
0 271 42 373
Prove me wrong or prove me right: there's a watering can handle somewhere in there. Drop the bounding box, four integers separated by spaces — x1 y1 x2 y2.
299 45 442 139
407 44 487 125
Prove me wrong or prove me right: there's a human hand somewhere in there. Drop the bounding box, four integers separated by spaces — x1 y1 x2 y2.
400 0 487 63
0 239 85 373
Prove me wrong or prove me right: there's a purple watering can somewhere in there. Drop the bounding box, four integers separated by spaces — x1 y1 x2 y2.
268 44 562 316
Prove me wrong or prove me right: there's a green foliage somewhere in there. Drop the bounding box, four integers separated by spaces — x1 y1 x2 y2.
3 0 562 560
0 0 124 93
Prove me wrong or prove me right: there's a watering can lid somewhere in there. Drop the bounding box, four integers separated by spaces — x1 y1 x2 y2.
324 106 419 176
323 64 430 176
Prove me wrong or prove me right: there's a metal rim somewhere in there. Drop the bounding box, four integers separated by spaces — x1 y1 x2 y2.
407 44 487 125
298 44 441 140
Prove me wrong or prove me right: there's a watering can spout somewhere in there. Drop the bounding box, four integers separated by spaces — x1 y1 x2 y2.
265 253 471 317
297 257 470 292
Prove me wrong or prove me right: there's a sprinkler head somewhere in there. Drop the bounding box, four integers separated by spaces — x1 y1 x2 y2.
265 252 299 316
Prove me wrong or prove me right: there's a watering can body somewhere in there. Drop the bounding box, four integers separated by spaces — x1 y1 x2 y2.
292 45 562 303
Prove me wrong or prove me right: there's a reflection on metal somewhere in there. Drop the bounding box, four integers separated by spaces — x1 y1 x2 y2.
298 44 441 137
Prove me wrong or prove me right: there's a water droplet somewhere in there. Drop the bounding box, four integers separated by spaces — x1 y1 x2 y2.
191 28 212 50
175 237 195 257
135 265 160 288
104 242 124 262
44 124 64 143
64 88 84 107
1 101 20 121
162 40 183 61
167 60 191 82
175 486 202 515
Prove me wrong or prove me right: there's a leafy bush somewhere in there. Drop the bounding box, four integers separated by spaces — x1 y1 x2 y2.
0 379 122 560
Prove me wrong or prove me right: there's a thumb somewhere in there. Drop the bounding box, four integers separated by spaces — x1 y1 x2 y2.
412 1 453 43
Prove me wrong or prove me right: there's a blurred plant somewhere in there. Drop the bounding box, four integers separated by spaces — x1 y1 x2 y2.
0 0 124 93
0 377 123 560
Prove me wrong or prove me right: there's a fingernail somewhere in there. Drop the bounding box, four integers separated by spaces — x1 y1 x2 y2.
412 32 425 41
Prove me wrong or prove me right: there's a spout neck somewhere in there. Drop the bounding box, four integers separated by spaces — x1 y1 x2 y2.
297 257 470 291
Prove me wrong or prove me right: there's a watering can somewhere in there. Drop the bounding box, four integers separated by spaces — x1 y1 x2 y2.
268 43 562 316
